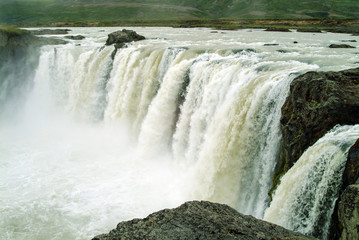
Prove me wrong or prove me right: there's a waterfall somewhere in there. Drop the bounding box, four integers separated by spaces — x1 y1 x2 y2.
2 27 357 240
264 124 359 238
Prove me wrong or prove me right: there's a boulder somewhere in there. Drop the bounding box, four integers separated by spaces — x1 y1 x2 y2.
65 35 85 40
105 29 145 48
92 201 316 240
338 185 359 240
278 67 359 178
329 44 356 48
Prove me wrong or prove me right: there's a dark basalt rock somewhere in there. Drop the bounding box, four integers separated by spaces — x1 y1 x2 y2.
264 43 279 46
105 29 145 49
65 35 85 40
329 44 356 48
278 67 359 180
92 201 316 240
338 185 359 240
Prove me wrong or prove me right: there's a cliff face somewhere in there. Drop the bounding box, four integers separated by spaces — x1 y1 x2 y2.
92 201 316 240
277 67 359 176
276 67 359 239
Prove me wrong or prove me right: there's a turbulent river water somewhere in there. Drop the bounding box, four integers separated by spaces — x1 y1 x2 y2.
1 27 358 240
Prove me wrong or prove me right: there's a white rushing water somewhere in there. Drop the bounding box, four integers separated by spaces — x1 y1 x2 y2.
1 27 358 239
264 125 359 238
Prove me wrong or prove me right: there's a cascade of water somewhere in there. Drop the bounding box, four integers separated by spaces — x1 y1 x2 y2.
264 125 359 238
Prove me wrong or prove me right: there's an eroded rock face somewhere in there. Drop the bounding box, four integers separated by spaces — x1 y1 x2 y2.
92 201 316 240
338 185 359 240
279 67 359 173
105 29 145 48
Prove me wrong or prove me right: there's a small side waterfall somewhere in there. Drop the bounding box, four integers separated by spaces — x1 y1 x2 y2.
264 125 359 238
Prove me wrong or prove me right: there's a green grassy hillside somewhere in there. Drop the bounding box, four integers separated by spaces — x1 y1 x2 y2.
0 0 358 25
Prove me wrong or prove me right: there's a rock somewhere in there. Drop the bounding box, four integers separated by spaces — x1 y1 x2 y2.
30 29 71 35
92 201 316 240
278 67 359 179
341 40 357 43
338 185 359 240
297 28 322 33
293 41 298 44
264 43 279 46
265 27 291 32
105 29 145 48
277 49 289 53
65 35 85 40
328 139 359 239
343 139 359 189
329 44 356 48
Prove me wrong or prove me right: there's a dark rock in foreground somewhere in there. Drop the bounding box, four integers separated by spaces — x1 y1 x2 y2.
92 201 316 240
329 44 356 48
105 29 145 49
277 67 359 183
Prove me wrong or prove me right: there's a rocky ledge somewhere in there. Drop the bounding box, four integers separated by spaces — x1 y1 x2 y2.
92 201 316 240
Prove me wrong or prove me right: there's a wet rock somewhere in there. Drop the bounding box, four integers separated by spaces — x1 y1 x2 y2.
341 40 357 43
329 44 356 48
278 67 359 176
264 43 279 46
105 29 145 48
92 201 316 240
338 185 359 240
65 35 85 40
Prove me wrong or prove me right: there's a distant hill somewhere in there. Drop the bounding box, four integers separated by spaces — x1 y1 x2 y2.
1 0 359 25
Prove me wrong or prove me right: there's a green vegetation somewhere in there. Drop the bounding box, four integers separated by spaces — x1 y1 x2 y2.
1 0 359 26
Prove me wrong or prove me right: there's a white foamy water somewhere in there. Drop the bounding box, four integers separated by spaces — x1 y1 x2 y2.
1 27 358 239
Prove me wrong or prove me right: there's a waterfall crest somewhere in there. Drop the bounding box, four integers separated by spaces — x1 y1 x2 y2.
264 124 359 238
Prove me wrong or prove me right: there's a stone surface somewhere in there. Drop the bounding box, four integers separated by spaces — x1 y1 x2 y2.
92 201 316 240
105 29 145 48
338 185 359 240
279 67 359 173
265 27 290 32
329 44 356 48
343 139 359 188
65 35 85 40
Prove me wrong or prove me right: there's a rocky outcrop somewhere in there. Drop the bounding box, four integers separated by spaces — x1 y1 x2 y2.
329 44 356 48
92 201 316 240
105 29 145 49
65 35 85 40
338 185 359 240
278 67 359 175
